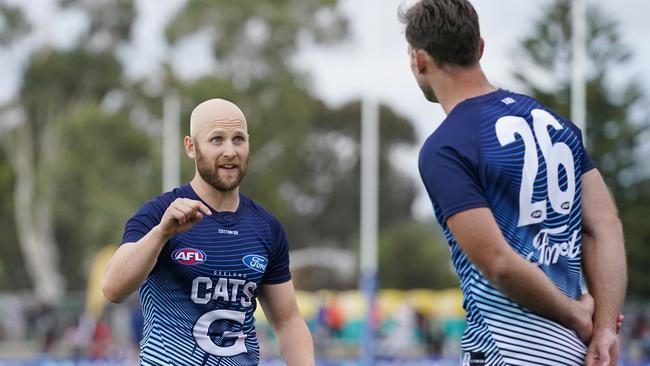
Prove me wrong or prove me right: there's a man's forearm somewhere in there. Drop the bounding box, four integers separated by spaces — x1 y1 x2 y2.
582 224 627 331
102 226 170 303
448 208 592 339
487 251 589 335
276 316 315 366
580 170 627 333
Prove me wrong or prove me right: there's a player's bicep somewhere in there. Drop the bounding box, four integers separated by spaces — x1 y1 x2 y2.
259 281 300 328
447 207 518 278
581 169 621 237
104 242 138 273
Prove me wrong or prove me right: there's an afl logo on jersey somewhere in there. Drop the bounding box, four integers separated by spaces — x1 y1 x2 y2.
173 248 207 265
242 255 267 273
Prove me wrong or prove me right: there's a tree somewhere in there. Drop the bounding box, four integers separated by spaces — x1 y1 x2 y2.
165 1 429 289
52 99 157 289
0 0 429 296
162 73 425 289
165 0 347 86
0 0 137 302
379 221 457 290
512 0 650 297
0 149 28 290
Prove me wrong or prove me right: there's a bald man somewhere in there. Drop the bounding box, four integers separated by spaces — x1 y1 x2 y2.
103 99 315 366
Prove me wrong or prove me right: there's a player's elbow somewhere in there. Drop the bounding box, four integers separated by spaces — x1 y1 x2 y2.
583 215 624 242
102 274 128 304
482 254 517 288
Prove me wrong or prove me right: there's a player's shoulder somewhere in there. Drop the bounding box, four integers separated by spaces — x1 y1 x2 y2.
492 90 570 122
505 91 584 135
499 89 536 104
427 89 514 145
420 94 490 160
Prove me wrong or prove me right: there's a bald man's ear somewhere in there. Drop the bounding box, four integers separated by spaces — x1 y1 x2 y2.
184 136 197 159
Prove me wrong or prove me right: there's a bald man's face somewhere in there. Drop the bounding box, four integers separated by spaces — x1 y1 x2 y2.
185 99 249 192
187 100 250 192
193 120 249 192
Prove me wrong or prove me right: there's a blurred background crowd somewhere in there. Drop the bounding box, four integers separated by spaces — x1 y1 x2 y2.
0 292 649 364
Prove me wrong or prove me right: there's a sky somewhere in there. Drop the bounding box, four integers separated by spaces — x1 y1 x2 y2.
1 0 649 218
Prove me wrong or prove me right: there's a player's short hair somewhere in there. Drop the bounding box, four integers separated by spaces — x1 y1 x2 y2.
399 0 481 68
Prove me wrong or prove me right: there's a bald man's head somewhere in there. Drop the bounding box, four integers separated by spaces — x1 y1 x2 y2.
185 98 250 193
190 98 248 138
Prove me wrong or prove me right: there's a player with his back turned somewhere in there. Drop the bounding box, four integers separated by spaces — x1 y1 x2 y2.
400 0 627 365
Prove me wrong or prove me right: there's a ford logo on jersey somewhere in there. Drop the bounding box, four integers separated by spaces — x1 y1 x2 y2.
242 255 267 273
172 248 207 265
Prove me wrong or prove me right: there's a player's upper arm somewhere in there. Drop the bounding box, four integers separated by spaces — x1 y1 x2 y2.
581 169 622 238
261 219 292 284
122 198 168 244
447 207 521 282
259 281 301 329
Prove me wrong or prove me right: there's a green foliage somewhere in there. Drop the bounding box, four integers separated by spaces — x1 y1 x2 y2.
8 48 158 289
0 3 30 45
513 0 650 297
0 0 428 294
379 220 457 290
21 49 123 129
173 74 423 282
166 0 347 84
0 151 29 289
620 181 650 299
53 102 156 288
292 101 418 251
62 0 135 49
162 3 422 283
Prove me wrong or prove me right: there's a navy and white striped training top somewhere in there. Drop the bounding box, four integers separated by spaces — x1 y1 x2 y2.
121 184 291 366
418 89 595 365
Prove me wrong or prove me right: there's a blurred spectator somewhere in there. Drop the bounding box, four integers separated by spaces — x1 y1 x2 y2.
1 295 26 341
1 291 649 363
314 297 330 353
324 295 346 339
415 310 444 356
379 302 417 357
128 297 144 354
73 312 96 357
628 313 650 361
90 316 111 358
34 303 58 353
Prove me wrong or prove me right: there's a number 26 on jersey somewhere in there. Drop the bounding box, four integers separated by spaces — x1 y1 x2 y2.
496 109 576 227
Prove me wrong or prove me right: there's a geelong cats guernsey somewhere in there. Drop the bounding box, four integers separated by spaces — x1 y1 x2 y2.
418 89 595 365
121 184 291 366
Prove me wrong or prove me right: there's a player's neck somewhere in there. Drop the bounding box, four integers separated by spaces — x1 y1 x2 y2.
190 177 240 213
434 66 496 114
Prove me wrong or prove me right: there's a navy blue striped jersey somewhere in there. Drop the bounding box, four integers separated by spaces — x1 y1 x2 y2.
121 184 291 366
418 89 595 365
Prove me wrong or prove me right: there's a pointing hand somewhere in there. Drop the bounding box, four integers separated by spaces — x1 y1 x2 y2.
158 198 212 237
